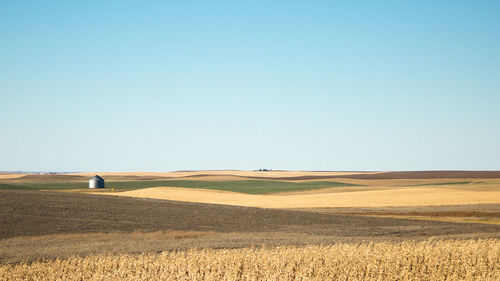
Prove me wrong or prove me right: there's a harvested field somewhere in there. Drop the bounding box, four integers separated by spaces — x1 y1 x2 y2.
2 171 499 196
70 170 375 179
2 239 498 281
1 170 498 189
1 190 499 263
5 190 499 239
99 185 500 208
304 204 500 225
346 171 500 179
0 174 27 179
2 171 500 273
309 204 500 217
244 171 500 180
69 170 500 180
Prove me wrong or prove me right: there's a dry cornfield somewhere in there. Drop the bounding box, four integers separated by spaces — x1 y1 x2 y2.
1 239 499 281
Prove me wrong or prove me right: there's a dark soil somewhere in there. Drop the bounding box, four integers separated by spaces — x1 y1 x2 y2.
1 190 499 240
303 204 500 218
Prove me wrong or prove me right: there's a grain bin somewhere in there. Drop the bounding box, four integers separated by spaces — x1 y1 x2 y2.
89 175 105 189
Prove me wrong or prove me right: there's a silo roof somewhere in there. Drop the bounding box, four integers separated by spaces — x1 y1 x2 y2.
91 175 104 181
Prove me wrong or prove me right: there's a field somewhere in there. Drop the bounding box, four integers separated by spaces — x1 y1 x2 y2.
0 179 360 194
1 170 499 280
99 185 500 209
2 240 498 281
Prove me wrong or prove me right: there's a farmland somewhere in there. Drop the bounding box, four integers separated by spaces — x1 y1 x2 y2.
0 179 360 194
101 184 500 209
1 170 499 280
2 240 498 281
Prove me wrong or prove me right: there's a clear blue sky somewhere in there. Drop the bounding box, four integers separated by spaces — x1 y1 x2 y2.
1 1 499 172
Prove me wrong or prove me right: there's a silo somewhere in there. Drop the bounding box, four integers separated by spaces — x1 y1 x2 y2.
89 175 105 189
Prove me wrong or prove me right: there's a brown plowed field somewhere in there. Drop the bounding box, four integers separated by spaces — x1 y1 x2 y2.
1 190 499 239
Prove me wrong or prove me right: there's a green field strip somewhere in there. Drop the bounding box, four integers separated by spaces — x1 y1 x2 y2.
0 180 361 194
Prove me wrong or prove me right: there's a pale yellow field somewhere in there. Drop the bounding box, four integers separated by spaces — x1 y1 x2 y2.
72 170 375 178
97 184 500 208
0 174 27 179
2 239 498 281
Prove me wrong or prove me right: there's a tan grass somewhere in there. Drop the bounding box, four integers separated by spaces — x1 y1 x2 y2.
1 239 498 281
71 170 374 178
97 185 500 208
0 231 216 264
0 174 27 179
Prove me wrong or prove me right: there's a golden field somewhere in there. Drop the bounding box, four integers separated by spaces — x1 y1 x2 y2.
0 174 26 179
1 239 498 281
98 184 500 208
